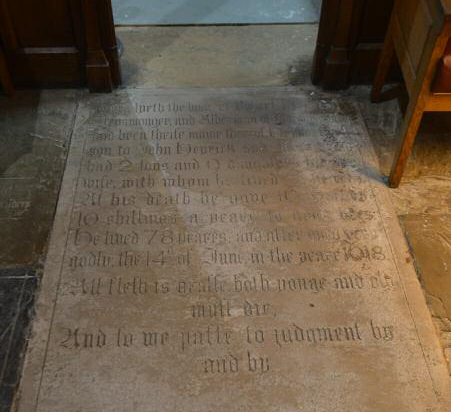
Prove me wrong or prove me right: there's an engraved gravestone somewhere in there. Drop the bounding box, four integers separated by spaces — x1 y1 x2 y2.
17 89 450 412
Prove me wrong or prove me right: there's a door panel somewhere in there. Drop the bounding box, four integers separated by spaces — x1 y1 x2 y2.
312 0 399 89
0 0 120 91
7 1 77 46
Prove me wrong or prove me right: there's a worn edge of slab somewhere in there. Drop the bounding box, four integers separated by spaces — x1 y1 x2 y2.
14 96 83 412
15 87 451 411
352 109 451 406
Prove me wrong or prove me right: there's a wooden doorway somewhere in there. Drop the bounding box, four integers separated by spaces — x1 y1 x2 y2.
0 0 121 93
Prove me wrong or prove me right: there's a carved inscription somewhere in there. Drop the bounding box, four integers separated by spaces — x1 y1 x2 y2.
59 94 401 371
27 91 444 412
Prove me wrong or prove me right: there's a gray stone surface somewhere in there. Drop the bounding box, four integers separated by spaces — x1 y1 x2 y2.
117 25 317 88
0 90 79 267
0 269 37 412
112 0 320 25
17 88 450 411
353 86 451 373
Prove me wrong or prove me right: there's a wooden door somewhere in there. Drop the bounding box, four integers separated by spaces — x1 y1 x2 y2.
312 0 398 89
0 0 121 92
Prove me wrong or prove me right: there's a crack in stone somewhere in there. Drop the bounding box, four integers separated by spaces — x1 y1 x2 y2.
29 133 65 149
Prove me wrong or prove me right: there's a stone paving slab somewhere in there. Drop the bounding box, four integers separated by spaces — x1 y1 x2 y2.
0 91 79 267
0 269 37 412
16 88 450 412
116 25 316 89
112 0 320 25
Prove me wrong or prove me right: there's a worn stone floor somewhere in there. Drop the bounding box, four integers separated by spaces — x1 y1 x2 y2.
0 24 450 410
356 97 451 372
112 0 321 25
117 25 317 88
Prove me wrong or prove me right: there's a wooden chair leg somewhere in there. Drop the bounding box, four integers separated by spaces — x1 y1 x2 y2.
371 20 395 102
388 99 425 187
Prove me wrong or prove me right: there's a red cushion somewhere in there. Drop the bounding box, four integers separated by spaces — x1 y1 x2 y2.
432 37 451 93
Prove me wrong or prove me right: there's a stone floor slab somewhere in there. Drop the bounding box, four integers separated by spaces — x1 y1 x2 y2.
117 25 316 88
0 269 37 412
16 88 450 412
0 90 79 267
112 0 320 25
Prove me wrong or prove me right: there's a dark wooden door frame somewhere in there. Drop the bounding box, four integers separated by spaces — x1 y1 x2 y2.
312 0 397 89
0 42 13 95
0 0 121 93
82 0 121 92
